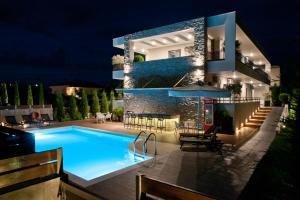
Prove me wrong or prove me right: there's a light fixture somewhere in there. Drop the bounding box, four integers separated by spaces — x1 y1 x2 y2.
187 34 193 39
141 49 145 53
250 80 253 84
174 37 179 41
133 46 136 50
233 74 237 79
249 52 253 57
259 83 262 87
258 61 262 65
162 39 167 44
151 41 156 45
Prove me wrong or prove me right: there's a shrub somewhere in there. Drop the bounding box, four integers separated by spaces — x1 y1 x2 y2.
113 107 124 121
117 92 123 100
1 82 8 105
101 89 109 113
91 89 100 116
27 85 33 106
80 89 89 119
226 83 242 96
270 84 281 106
39 83 45 105
112 54 124 65
134 55 144 62
14 82 20 107
279 93 289 105
54 91 65 121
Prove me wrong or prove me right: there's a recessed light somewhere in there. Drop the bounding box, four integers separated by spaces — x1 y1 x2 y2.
259 83 262 87
187 34 193 39
250 80 253 84
174 37 179 41
133 46 136 50
151 41 156 45
162 39 167 44
249 52 253 57
141 49 145 53
233 74 237 79
258 61 262 65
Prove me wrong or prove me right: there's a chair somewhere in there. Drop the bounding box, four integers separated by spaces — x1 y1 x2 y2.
105 113 112 121
41 114 54 126
124 111 131 128
22 115 41 127
96 112 105 123
136 114 145 130
129 113 137 128
179 123 206 138
174 121 183 135
5 116 23 127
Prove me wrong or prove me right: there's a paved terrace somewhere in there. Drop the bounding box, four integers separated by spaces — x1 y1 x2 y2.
41 107 282 200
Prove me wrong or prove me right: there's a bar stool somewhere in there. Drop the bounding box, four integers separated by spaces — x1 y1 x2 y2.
129 113 137 129
156 117 166 133
145 115 154 131
136 114 145 130
124 111 131 128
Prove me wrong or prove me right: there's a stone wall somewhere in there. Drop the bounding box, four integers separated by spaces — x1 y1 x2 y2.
0 107 53 122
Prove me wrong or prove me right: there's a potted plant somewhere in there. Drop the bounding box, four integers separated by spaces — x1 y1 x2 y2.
112 107 124 122
226 83 242 98
112 55 124 70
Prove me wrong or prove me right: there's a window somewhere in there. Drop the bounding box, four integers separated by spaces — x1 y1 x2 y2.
168 49 181 58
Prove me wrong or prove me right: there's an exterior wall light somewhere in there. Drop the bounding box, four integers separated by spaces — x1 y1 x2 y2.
250 80 253 84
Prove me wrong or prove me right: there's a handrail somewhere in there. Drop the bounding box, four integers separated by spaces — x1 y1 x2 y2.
173 72 189 88
143 132 157 155
133 131 148 158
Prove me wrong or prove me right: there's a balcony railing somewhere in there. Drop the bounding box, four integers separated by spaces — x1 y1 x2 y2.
236 57 270 84
112 64 124 71
204 97 260 104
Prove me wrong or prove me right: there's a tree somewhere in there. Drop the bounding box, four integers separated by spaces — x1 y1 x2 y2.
117 92 123 100
80 89 89 118
27 85 33 107
39 83 45 105
69 95 81 120
54 91 64 121
279 93 289 105
1 82 8 105
14 82 20 107
91 89 100 115
134 55 145 62
109 90 115 112
101 89 109 113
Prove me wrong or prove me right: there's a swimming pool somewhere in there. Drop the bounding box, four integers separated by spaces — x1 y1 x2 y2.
30 126 151 180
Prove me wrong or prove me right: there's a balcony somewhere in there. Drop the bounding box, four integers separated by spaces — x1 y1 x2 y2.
112 64 124 80
236 56 270 85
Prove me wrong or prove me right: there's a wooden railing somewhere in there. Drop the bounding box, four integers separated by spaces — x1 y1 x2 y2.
136 174 215 200
0 148 62 192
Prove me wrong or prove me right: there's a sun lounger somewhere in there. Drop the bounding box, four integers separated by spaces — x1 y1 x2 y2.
41 114 54 126
22 115 41 127
5 116 23 127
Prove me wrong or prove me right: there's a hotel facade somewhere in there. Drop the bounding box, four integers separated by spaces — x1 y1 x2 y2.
113 11 280 133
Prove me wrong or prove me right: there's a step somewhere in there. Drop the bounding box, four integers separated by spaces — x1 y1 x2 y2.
251 116 266 120
248 118 264 123
244 123 261 128
255 112 268 116
259 107 272 111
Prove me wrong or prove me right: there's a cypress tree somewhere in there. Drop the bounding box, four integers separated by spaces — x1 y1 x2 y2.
27 85 33 106
14 82 20 107
69 95 78 119
54 91 64 121
1 82 8 105
91 89 100 115
39 83 45 105
101 89 109 113
109 90 115 112
80 89 89 118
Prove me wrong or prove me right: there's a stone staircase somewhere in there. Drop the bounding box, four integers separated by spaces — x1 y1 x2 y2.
244 107 272 128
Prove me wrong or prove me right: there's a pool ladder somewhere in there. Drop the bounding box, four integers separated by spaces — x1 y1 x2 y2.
133 131 157 159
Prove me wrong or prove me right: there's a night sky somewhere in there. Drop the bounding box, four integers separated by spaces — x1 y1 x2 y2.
0 0 299 86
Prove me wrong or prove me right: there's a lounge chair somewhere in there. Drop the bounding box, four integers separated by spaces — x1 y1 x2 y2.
22 115 41 127
180 126 224 152
179 123 207 138
41 114 54 126
5 116 23 127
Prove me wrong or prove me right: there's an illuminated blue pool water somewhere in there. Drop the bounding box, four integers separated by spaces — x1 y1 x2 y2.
30 126 151 180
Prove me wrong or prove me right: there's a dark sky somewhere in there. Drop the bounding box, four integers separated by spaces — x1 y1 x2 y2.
0 0 299 85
